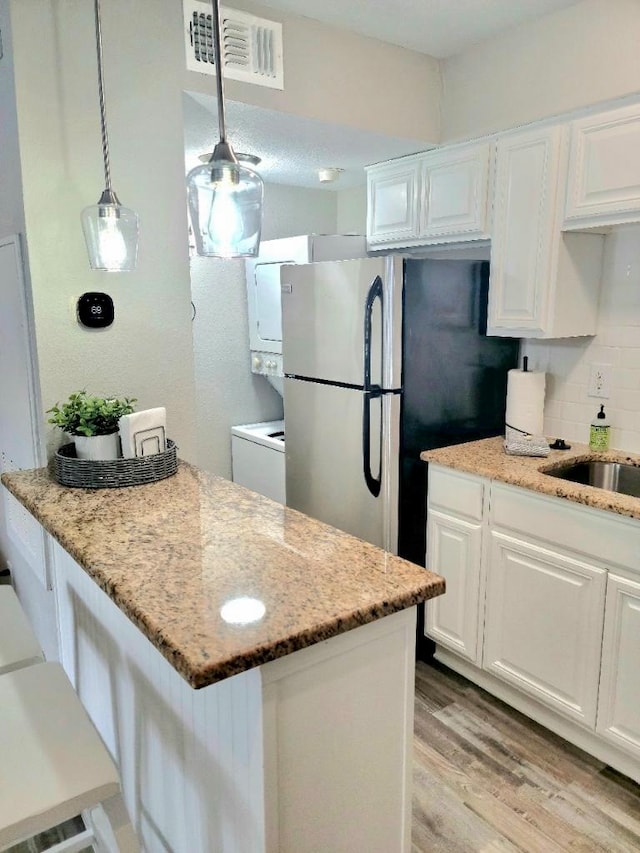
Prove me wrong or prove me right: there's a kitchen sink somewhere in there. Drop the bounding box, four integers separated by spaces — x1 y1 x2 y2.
545 460 640 498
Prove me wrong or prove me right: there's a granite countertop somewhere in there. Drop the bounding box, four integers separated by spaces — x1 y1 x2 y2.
1 463 444 689
422 436 640 522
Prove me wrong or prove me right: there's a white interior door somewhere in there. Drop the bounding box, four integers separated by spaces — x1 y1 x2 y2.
0 235 49 588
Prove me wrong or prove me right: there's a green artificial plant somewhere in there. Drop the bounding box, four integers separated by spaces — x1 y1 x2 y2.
47 391 136 437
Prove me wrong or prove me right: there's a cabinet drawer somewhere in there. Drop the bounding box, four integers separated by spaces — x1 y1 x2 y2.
428 466 484 521
490 483 640 573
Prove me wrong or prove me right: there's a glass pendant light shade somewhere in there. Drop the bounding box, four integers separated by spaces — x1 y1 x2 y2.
186 0 264 259
186 156 263 259
81 190 139 271
82 0 139 272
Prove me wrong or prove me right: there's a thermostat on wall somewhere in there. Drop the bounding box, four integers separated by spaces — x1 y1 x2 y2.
77 292 114 328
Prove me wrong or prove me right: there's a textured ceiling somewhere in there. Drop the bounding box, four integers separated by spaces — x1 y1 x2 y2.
258 0 582 58
183 1 584 189
184 93 431 189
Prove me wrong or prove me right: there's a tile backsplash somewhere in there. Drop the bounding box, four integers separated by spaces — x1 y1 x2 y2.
522 224 640 454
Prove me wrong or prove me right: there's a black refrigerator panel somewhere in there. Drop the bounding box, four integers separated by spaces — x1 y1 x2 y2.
398 259 519 568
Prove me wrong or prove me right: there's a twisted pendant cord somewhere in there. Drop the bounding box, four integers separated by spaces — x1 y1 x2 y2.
94 0 111 191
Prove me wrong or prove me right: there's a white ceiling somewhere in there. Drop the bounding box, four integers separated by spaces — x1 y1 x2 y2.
184 93 431 189
184 0 584 190
258 0 582 58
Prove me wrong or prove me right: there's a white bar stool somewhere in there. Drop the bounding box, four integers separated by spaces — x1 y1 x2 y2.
0 586 43 675
0 661 139 852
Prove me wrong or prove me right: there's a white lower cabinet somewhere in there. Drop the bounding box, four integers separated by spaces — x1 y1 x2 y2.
483 531 606 727
597 573 640 759
426 464 640 783
426 509 482 663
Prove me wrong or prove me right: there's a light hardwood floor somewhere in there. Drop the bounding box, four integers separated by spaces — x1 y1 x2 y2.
11 660 640 852
413 660 640 853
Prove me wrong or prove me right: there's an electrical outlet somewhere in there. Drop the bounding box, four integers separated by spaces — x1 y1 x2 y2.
588 363 612 398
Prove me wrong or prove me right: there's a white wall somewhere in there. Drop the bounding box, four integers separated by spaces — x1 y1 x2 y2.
436 1 640 457
0 1 24 237
10 0 198 460
0 4 59 658
336 186 367 235
441 0 640 142
192 183 338 477
183 0 442 144
523 225 640 453
7 0 442 471
262 184 337 240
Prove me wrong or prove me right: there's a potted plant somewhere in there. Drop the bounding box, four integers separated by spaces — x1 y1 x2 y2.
47 391 136 461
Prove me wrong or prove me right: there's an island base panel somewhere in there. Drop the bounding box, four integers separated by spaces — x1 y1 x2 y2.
53 542 416 852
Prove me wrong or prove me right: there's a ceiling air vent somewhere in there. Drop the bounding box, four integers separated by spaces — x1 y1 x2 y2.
184 0 284 90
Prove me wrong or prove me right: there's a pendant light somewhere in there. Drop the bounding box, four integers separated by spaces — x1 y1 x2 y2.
186 0 264 258
81 0 139 272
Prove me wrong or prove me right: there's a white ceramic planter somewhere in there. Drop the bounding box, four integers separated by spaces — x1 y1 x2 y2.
73 433 121 461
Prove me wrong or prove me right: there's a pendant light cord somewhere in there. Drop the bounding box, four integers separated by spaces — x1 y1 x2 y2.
93 0 112 192
211 0 227 143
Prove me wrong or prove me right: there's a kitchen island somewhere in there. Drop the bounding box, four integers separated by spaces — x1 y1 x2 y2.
1 461 444 853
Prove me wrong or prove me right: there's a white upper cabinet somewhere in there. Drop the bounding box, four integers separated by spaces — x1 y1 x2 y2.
366 157 421 246
367 157 422 248
565 103 640 228
488 125 604 338
420 142 492 241
366 141 491 249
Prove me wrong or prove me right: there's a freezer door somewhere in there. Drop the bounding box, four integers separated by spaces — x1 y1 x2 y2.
254 263 284 342
282 257 402 389
284 378 400 550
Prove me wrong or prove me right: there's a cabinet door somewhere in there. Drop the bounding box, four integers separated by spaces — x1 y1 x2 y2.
483 532 606 727
366 159 421 246
565 104 640 227
597 573 640 759
421 143 491 240
488 126 563 336
425 509 483 663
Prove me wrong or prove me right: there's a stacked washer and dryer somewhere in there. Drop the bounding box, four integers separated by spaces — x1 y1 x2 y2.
231 235 366 503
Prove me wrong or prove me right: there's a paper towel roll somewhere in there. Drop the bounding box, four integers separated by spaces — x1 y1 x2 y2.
505 369 546 436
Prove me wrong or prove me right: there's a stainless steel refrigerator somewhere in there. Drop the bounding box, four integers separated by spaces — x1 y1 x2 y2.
281 256 519 562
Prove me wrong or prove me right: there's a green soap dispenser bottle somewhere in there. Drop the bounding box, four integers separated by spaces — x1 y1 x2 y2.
589 404 610 451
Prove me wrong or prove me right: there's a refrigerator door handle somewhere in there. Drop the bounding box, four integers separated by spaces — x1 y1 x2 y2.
362 275 382 498
363 275 383 394
362 389 382 498
363 275 384 498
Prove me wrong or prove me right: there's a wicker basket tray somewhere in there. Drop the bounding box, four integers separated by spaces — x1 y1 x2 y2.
53 440 178 489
